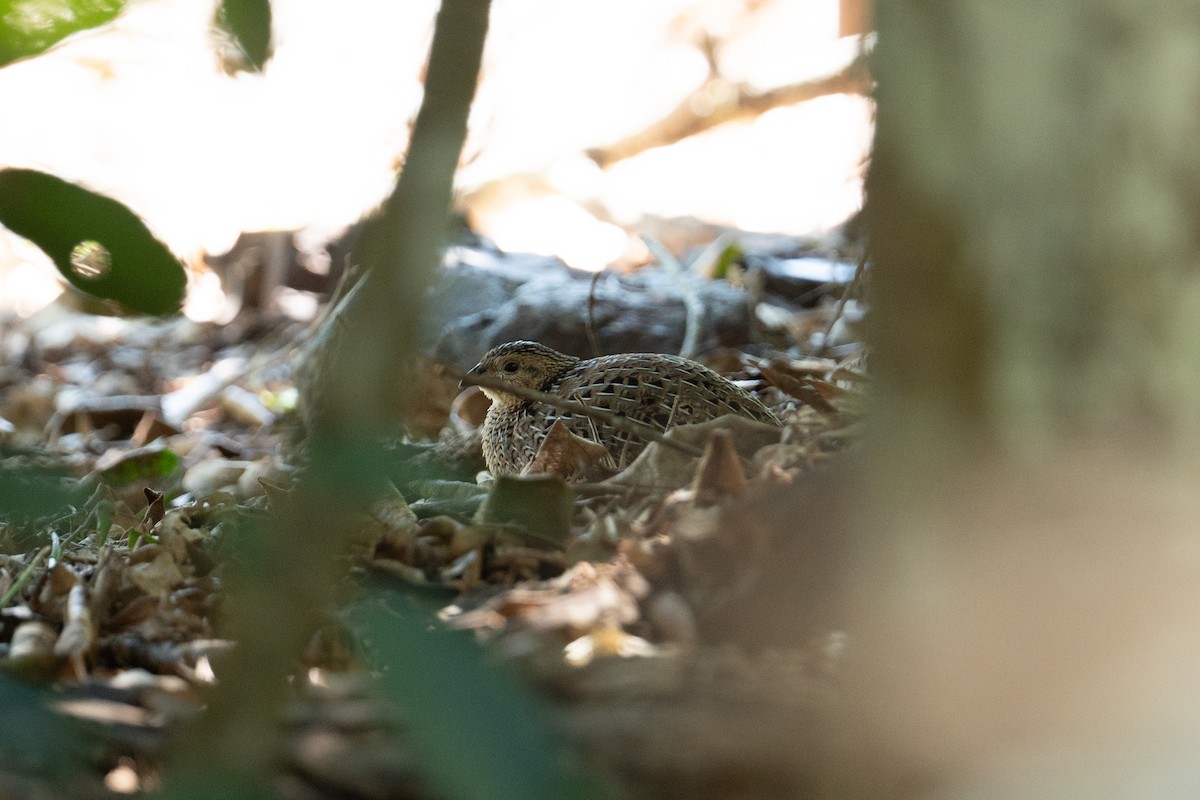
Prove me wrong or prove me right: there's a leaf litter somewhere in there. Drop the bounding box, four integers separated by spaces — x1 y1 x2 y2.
0 260 865 798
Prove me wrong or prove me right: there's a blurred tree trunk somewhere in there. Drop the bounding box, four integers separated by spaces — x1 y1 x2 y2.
837 2 1200 797
169 0 493 795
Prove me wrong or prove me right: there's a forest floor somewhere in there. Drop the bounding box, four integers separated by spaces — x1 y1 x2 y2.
0 244 865 799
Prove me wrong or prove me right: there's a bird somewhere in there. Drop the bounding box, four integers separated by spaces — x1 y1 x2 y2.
461 341 780 476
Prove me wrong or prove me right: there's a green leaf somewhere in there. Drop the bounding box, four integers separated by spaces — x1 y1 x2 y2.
0 673 85 777
0 169 185 315
347 585 612 800
96 443 180 486
477 475 575 546
0 455 82 523
213 0 272 73
0 0 127 68
709 240 744 280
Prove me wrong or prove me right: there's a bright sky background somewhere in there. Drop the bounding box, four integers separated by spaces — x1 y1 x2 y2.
0 0 872 313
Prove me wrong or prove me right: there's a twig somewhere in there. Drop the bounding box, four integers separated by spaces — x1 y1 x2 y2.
817 247 868 356
586 271 603 358
0 546 49 608
643 236 704 360
460 372 705 458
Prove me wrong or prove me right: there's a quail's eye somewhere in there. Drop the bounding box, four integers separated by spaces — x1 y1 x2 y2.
503 361 519 373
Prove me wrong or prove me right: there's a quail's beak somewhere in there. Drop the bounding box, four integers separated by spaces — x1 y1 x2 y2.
459 362 485 390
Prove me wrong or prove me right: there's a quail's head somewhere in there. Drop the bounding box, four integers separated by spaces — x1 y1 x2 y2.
461 341 580 406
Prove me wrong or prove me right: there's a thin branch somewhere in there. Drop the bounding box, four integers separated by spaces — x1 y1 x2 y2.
587 56 872 168
586 270 603 358
643 235 703 360
817 247 868 356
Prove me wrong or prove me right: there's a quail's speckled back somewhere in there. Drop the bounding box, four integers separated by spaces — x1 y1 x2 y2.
463 341 780 476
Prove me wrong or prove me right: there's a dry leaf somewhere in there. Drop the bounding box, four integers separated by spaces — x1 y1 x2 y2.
55 583 95 678
353 483 422 559
368 483 419 532
36 562 79 621
759 365 838 414
525 419 612 479
7 621 58 678
143 488 166 528
607 415 781 489
564 622 658 667
691 430 748 505
451 384 491 427
129 550 185 595
407 359 462 438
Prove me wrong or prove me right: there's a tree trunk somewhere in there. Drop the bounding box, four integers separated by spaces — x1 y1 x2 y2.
838 3 1200 796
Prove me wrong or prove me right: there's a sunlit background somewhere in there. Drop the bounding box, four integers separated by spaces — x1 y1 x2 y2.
0 0 872 318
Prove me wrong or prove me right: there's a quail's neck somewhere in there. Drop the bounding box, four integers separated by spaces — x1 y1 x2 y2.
481 387 526 408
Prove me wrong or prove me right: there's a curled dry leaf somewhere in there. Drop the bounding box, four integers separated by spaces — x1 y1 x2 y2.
606 415 781 490
525 419 613 480
128 550 186 596
446 561 644 636
7 621 58 679
447 524 490 560
440 548 483 589
349 483 421 560
368 483 419 532
55 583 95 677
690 429 748 505
156 508 211 548
407 359 463 438
759 365 838 414
181 459 248 497
36 562 79 622
564 621 659 667
451 384 491 427
143 488 166 529
105 593 164 632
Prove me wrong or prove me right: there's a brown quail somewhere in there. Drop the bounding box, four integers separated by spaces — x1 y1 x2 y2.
461 341 780 476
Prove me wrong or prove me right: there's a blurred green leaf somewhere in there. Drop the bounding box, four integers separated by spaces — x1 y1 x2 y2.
710 240 744 280
0 673 85 777
478 475 574 546
0 169 185 315
0 0 126 67
348 585 611 800
97 444 180 486
213 0 272 73
0 455 82 523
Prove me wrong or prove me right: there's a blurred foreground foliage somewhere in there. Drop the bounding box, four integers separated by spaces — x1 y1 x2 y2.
348 582 611 800
213 0 273 73
0 169 186 315
0 0 125 67
0 0 275 315
0 451 81 530
0 0 610 796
